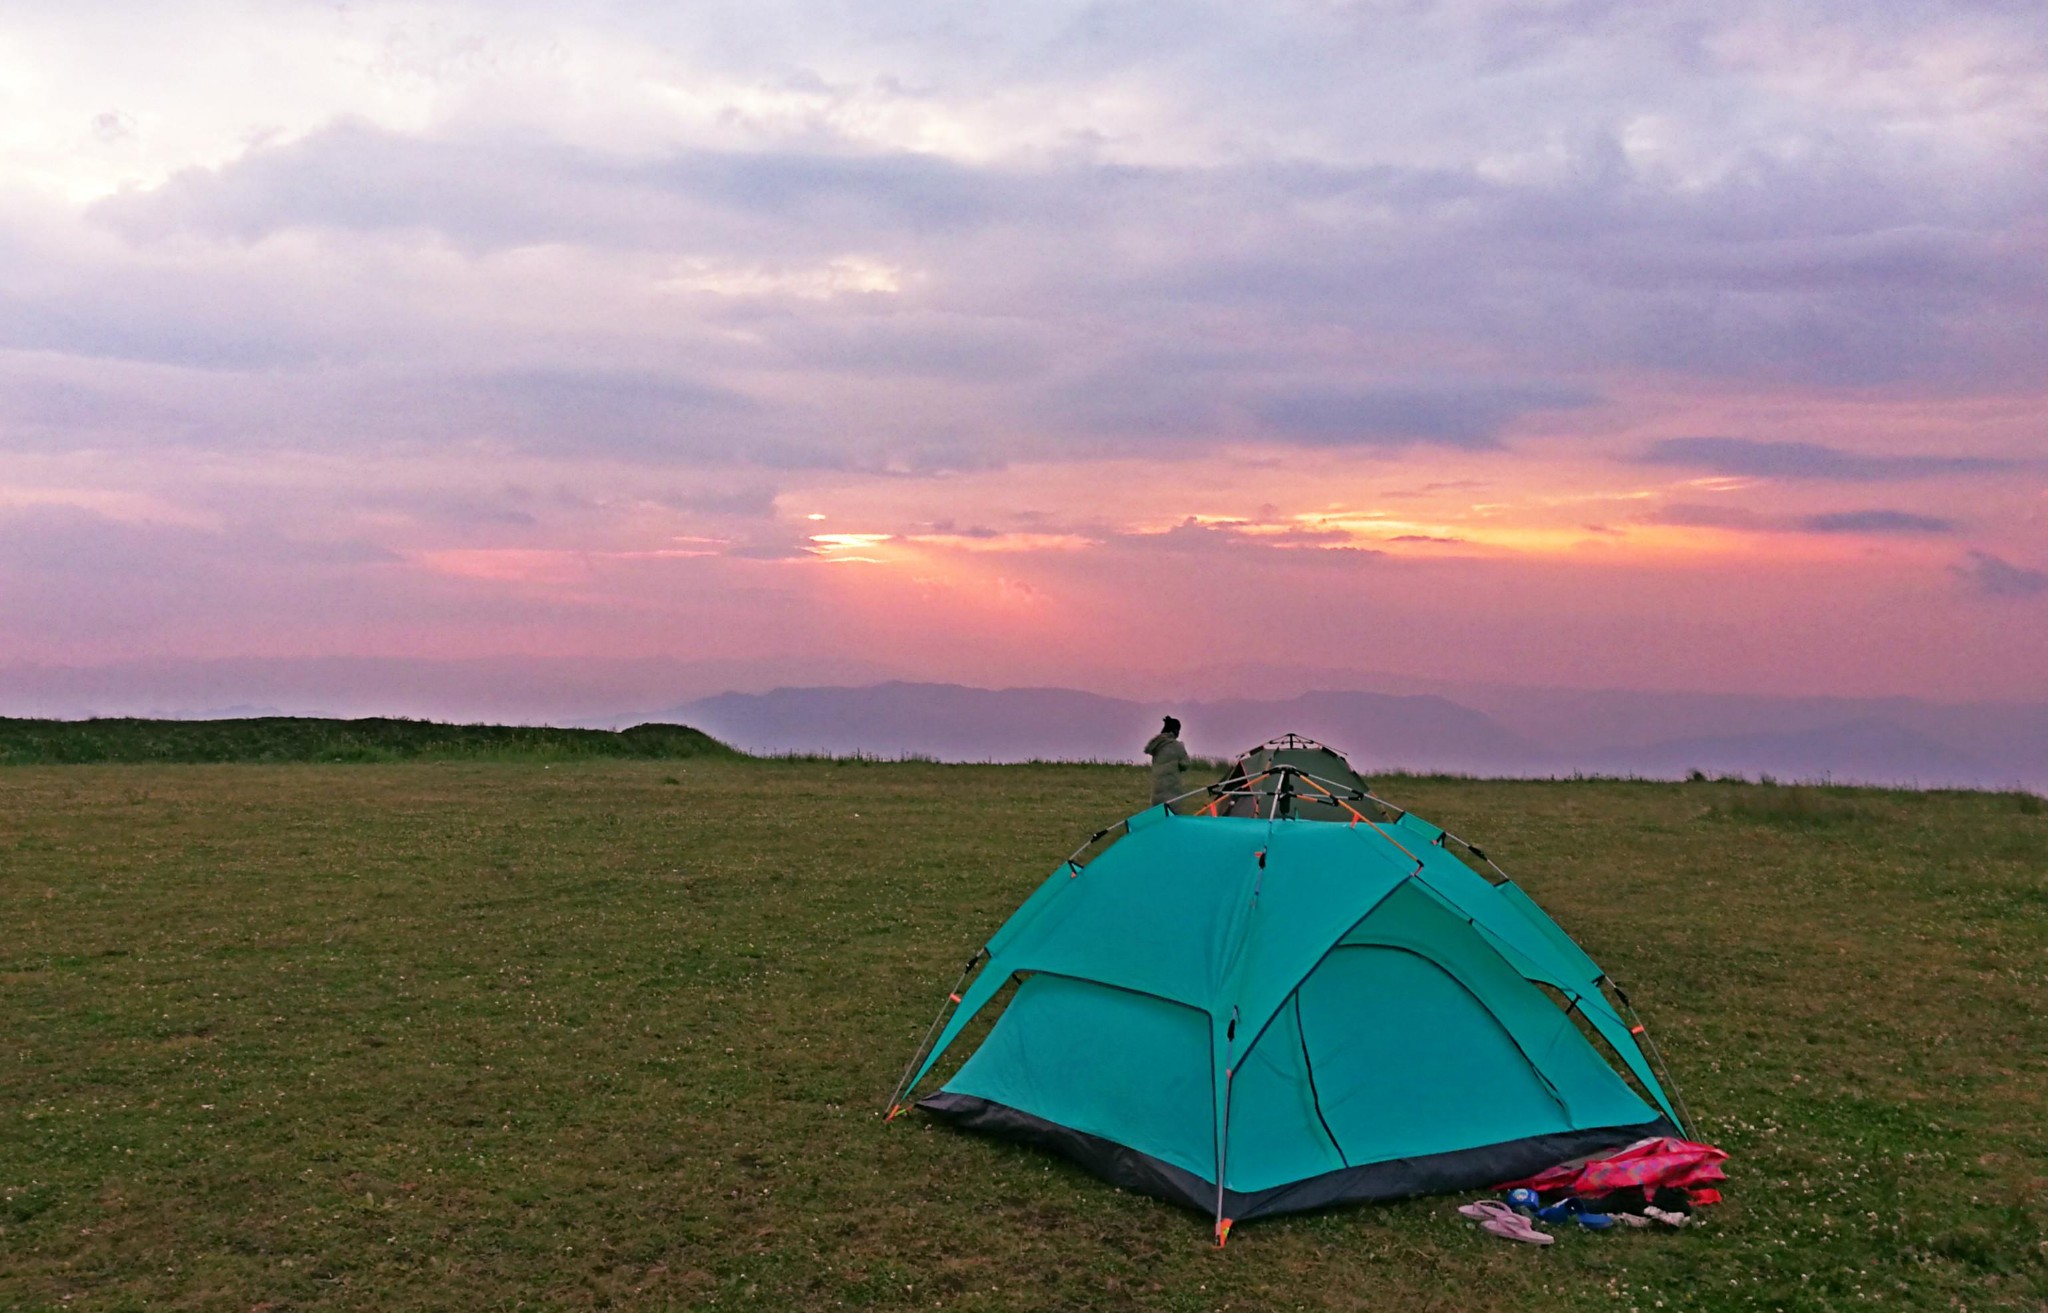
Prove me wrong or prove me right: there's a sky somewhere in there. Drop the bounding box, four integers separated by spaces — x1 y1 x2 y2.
1 0 2044 708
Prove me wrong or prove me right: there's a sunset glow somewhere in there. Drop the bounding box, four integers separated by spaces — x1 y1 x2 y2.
0 2 2042 711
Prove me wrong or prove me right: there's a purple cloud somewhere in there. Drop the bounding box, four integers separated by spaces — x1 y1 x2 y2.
66 104 2048 415
1954 550 2048 599
657 484 782 519
1797 510 1957 535
1118 517 1374 555
1649 504 1961 536
1637 437 2016 482
1252 382 1599 450
89 122 1021 255
1645 502 1765 530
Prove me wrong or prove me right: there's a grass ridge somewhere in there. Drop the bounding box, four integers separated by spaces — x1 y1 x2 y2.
0 715 738 765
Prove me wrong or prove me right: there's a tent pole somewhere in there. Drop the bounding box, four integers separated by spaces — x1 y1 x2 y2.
884 949 982 1118
1212 1071 1234 1246
1608 979 1698 1140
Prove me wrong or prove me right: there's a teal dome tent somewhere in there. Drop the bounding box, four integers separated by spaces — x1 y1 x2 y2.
1211 732 1379 822
887 737 1689 1243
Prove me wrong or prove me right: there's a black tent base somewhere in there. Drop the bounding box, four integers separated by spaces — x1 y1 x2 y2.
918 1090 1676 1223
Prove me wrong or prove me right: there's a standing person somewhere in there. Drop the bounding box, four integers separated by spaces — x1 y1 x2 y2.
1144 716 1191 806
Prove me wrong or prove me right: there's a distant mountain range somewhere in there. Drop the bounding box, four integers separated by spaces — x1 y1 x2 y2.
665 682 2048 790
6 656 2041 790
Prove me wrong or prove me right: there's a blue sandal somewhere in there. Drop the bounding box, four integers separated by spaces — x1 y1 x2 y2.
1536 1198 1615 1230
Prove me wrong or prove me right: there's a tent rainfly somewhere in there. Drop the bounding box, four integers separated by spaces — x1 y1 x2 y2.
887 736 1689 1243
1210 731 1382 823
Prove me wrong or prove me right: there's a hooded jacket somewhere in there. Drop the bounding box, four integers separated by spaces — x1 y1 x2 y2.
1143 731 1191 805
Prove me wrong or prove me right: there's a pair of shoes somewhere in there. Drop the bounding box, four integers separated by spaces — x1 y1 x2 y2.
1536 1198 1616 1231
1644 1206 1692 1228
1458 1199 1554 1245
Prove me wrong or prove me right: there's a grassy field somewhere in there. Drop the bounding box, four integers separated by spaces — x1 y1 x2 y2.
2 761 2044 1311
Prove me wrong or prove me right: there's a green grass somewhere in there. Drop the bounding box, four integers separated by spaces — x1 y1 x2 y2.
2 763 2044 1311
0 717 737 765
1704 783 1872 829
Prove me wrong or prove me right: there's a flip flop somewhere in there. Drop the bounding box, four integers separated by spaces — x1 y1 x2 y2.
1481 1215 1554 1246
1458 1200 1517 1222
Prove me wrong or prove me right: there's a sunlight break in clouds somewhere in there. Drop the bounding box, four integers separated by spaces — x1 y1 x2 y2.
0 1 2044 705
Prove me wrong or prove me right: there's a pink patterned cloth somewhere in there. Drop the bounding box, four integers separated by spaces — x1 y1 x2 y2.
1498 1136 1728 1205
